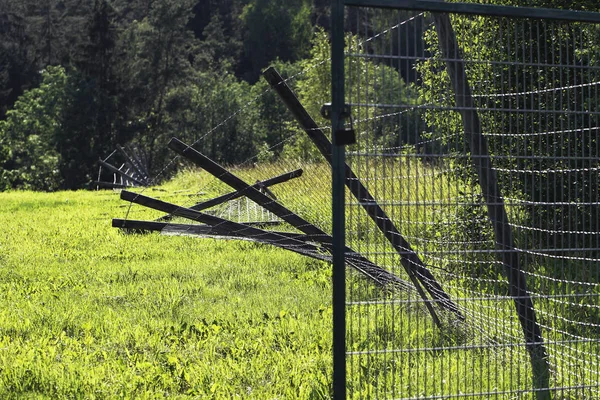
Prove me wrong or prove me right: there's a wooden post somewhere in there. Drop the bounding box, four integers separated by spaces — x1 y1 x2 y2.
117 190 411 289
89 181 130 190
114 219 286 235
118 191 327 257
263 67 463 321
433 12 550 397
169 138 325 236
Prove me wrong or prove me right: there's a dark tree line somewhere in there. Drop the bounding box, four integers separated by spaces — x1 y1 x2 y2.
0 0 324 190
1 0 599 192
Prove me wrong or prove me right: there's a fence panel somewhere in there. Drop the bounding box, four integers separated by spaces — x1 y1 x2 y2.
338 3 600 398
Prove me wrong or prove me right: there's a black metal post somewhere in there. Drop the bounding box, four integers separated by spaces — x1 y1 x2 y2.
331 0 346 398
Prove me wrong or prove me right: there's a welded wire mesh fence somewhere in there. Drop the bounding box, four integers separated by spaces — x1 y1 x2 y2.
342 3 600 399
112 3 600 398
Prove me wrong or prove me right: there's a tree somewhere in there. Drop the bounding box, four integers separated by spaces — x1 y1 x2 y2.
238 0 313 82
114 0 199 174
53 0 121 189
0 0 39 120
196 13 241 71
0 66 68 191
160 69 262 166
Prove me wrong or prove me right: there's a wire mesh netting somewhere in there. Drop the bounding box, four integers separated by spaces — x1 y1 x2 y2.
342 4 600 399
110 3 600 398
113 59 345 273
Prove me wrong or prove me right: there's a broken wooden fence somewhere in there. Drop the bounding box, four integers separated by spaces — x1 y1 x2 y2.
113 69 463 329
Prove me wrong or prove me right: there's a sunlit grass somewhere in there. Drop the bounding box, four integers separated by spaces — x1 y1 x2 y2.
0 187 331 398
0 160 598 398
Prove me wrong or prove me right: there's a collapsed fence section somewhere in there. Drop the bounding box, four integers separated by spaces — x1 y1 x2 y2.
338 2 600 399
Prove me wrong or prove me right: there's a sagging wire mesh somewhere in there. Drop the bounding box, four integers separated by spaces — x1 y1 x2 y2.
344 6 600 399
112 64 342 271
113 15 433 294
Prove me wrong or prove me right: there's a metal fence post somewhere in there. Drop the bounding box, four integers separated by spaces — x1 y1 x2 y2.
331 0 347 398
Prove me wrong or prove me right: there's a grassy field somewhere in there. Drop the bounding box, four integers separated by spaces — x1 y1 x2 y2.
2 163 599 399
0 179 333 398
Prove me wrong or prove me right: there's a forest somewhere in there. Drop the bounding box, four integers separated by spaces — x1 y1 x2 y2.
1 0 599 191
0 0 331 191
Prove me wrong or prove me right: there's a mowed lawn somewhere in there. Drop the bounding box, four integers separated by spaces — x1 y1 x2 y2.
0 186 332 398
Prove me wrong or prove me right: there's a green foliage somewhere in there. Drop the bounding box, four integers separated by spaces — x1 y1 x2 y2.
416 11 600 254
161 70 261 167
0 66 68 191
239 0 313 82
114 0 199 173
283 29 423 160
0 0 427 189
250 61 305 162
0 1 39 120
197 13 241 72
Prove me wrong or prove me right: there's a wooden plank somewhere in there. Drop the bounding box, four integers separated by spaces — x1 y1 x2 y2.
89 181 131 190
114 218 305 240
98 160 148 187
119 190 330 256
264 67 461 321
157 168 303 222
192 168 302 209
118 191 409 287
113 219 217 235
237 221 282 228
433 12 550 395
113 219 337 263
112 218 410 285
169 138 325 236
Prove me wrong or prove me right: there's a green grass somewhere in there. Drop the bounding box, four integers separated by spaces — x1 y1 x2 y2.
0 186 332 398
1 162 599 399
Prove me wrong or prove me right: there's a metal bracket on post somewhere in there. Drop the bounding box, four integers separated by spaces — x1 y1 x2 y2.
321 103 356 146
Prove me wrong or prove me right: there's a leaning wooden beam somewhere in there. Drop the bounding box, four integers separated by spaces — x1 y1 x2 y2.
112 218 410 290
191 169 302 211
170 139 325 235
90 181 131 190
263 67 462 321
433 13 550 395
168 139 423 309
113 218 343 267
98 160 148 187
118 191 327 259
157 168 303 221
117 191 408 288
113 219 290 235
